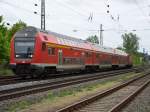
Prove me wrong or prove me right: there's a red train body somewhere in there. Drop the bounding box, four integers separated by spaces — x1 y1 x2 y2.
10 26 132 77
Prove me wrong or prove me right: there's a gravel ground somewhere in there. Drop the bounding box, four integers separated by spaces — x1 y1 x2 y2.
121 82 150 112
74 74 150 112
0 70 133 91
0 73 96 91
76 86 137 112
0 72 136 112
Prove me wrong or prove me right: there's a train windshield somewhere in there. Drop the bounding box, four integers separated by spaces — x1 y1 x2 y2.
15 38 35 58
15 41 34 54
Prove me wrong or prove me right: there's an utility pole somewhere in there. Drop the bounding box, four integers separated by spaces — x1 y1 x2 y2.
41 0 45 30
99 24 103 46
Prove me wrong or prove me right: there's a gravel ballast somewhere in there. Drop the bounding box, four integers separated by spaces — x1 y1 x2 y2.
121 82 150 112
0 72 143 112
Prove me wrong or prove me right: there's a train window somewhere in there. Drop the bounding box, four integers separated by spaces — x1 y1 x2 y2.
42 42 46 51
89 52 92 57
48 48 51 55
96 53 99 58
85 52 88 57
52 48 55 55
85 52 91 57
48 47 55 55
64 58 82 64
43 36 48 41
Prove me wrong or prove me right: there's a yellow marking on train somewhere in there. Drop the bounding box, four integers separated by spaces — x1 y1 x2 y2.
46 43 70 49
46 42 99 53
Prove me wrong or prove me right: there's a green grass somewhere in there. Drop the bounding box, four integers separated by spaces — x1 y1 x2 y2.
0 67 14 76
5 72 143 112
6 101 32 112
132 54 147 66
0 61 14 76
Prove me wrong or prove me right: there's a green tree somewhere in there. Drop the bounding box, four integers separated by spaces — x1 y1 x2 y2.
86 35 99 44
122 33 139 54
120 32 144 65
8 20 26 41
116 46 124 51
0 16 8 61
0 16 27 62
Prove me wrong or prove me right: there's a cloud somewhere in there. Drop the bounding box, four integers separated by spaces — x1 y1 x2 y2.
116 0 144 4
1 0 150 53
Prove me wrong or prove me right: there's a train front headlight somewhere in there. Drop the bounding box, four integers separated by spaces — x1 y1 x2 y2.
16 55 19 57
29 55 33 58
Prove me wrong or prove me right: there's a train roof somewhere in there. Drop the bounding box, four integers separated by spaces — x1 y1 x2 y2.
19 26 128 56
92 44 128 56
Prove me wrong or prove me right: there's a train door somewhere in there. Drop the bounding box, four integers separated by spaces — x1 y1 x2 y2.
81 52 85 65
58 49 63 65
84 52 93 65
95 53 99 65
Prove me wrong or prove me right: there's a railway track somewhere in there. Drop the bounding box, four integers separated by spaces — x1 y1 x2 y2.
0 68 135 101
0 66 145 86
0 77 21 85
0 75 16 79
0 68 131 86
56 71 150 112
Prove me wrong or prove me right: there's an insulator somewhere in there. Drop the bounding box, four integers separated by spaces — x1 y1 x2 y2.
34 11 37 14
7 23 10 25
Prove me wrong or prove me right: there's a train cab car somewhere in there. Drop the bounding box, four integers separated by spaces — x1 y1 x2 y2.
10 27 43 77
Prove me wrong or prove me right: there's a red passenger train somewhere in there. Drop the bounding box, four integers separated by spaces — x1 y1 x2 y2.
10 26 132 78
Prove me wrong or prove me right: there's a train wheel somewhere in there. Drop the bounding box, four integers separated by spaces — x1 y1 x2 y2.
20 75 27 79
31 74 39 79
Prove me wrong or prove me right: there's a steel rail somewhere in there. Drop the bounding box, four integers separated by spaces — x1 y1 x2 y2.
0 76 16 79
0 69 133 101
0 68 132 86
0 69 133 95
0 77 21 85
0 66 145 86
108 79 150 112
56 72 149 112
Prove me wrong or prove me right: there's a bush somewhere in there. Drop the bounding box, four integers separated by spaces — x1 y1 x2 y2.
132 54 144 65
0 59 9 68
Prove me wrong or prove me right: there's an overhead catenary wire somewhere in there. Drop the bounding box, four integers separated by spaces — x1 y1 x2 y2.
0 0 133 30
1 0 150 33
104 0 127 34
54 0 89 18
134 0 150 24
0 1 37 15
0 0 88 30
0 0 50 17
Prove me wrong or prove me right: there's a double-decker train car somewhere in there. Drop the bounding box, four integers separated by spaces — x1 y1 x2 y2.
10 26 132 78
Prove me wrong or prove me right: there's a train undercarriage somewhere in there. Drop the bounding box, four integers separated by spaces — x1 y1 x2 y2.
10 63 132 79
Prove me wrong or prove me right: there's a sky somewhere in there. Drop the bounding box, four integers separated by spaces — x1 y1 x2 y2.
0 0 150 53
